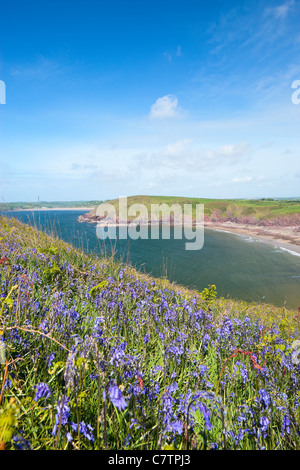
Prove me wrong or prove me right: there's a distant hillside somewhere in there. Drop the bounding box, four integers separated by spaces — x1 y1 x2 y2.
78 195 300 226
0 200 102 211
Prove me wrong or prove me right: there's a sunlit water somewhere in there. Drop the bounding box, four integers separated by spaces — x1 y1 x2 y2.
2 210 300 310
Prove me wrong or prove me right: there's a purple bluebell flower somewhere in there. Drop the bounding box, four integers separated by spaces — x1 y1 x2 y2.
144 333 150 344
124 434 131 448
210 442 218 450
197 402 212 430
168 382 179 394
240 366 249 384
229 429 245 445
204 380 214 389
33 382 51 402
130 418 142 430
89 373 99 380
237 412 246 423
3 379 12 389
282 414 291 436
46 353 56 367
171 419 183 435
202 333 210 351
258 389 271 410
51 396 71 436
259 415 269 433
152 365 163 374
108 382 127 410
12 434 32 450
71 421 94 442
199 364 209 376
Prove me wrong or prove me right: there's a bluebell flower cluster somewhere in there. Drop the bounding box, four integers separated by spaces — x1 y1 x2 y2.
1 215 300 449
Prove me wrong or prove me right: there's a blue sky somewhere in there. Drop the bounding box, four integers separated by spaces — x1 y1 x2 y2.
0 0 300 202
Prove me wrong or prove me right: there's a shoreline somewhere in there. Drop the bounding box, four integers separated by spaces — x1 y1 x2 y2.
92 218 300 254
1 206 96 212
204 221 300 255
92 218 300 255
8 207 299 255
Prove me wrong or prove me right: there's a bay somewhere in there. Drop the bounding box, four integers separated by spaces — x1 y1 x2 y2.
2 209 300 310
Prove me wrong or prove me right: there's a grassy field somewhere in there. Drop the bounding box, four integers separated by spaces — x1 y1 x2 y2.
0 215 300 450
84 195 300 223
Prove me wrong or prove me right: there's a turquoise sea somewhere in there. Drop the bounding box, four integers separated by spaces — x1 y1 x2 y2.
2 210 300 310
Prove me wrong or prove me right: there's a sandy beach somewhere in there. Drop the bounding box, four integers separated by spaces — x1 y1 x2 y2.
94 218 300 254
204 221 300 255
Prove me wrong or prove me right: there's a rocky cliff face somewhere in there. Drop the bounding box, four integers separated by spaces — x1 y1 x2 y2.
208 212 300 227
77 212 103 224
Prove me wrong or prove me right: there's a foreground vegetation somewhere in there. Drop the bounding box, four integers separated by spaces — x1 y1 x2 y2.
0 215 299 450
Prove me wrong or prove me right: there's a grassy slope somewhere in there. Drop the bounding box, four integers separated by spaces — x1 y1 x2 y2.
0 214 297 326
86 195 300 222
1 215 300 450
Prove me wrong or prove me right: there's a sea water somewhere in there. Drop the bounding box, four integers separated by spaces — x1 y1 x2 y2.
2 210 300 310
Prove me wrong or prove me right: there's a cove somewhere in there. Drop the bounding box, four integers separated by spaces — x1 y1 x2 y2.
2 210 300 310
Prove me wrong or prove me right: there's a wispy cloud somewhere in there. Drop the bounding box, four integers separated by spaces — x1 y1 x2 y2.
163 45 183 62
265 0 295 19
206 1 299 71
10 56 66 82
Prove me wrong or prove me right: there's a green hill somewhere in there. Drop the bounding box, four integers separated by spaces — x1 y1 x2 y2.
79 195 300 225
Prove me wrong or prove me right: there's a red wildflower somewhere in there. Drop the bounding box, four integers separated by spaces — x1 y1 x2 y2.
138 376 143 391
217 348 264 391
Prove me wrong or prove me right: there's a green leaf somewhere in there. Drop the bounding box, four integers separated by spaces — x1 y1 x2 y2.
89 280 107 296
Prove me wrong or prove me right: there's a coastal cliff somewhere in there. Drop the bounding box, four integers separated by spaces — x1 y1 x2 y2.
77 195 300 227
77 196 300 248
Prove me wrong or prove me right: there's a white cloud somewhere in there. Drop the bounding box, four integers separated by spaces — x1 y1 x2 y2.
232 176 253 183
265 0 294 19
216 142 251 159
149 94 183 119
164 138 192 156
132 140 252 174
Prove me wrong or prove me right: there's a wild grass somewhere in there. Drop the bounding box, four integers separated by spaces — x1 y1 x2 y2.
0 215 299 450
